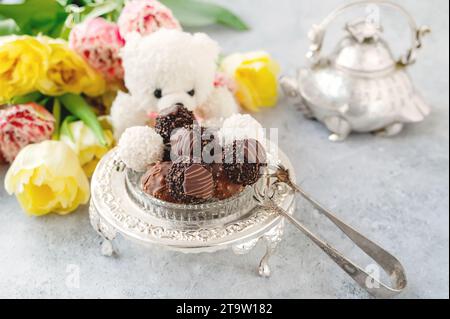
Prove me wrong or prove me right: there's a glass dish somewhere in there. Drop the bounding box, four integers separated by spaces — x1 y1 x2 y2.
125 168 262 224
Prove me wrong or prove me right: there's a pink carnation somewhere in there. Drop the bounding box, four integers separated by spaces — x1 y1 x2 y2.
118 0 181 38
0 103 55 163
214 72 237 93
69 18 125 82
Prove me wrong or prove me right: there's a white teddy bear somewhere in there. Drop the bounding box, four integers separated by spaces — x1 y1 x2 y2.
111 29 239 138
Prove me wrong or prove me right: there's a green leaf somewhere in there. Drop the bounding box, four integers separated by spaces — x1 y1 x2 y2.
0 0 68 37
52 99 62 140
82 0 123 21
161 0 249 31
59 0 124 39
38 97 50 106
0 17 19 35
60 115 78 143
10 92 43 104
59 94 107 146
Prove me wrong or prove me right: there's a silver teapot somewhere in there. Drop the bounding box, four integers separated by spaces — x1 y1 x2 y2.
281 0 431 141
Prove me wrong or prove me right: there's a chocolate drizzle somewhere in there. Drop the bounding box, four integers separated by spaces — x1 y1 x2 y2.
166 159 215 204
244 139 267 164
183 164 214 199
170 126 222 164
170 127 199 159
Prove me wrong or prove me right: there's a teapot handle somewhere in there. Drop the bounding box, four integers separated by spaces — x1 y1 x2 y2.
307 0 431 66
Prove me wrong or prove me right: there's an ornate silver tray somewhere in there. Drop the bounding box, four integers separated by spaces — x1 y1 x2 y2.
89 146 294 277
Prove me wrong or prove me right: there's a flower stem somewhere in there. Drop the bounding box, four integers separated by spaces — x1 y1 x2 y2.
52 98 61 140
59 93 107 146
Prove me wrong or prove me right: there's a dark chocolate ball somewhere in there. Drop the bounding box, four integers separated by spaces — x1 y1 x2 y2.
155 105 195 143
211 164 245 200
162 146 172 162
223 139 267 186
166 158 215 204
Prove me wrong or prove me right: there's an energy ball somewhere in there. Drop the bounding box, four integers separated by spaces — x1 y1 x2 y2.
155 105 195 143
170 126 222 164
211 164 245 200
218 114 265 146
166 159 215 204
223 139 267 186
118 126 164 172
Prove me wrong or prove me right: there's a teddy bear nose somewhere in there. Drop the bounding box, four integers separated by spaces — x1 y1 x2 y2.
175 103 184 108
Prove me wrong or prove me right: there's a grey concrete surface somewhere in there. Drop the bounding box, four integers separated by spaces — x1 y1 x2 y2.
0 0 448 299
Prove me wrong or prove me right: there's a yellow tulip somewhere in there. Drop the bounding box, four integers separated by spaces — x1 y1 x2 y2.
221 51 280 112
0 36 51 104
37 38 106 97
4 141 90 216
0 36 106 103
60 118 114 177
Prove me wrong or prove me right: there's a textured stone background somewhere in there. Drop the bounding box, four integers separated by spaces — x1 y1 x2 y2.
0 0 448 299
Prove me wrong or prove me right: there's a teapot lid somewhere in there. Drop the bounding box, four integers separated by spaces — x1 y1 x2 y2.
332 20 397 73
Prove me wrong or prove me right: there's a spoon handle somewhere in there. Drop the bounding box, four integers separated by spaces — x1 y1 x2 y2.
268 185 407 298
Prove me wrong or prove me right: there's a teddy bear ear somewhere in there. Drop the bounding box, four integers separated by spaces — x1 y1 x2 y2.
192 32 220 61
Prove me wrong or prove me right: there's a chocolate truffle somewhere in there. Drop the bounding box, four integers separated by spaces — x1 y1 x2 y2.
141 162 175 202
223 139 267 186
155 105 195 143
162 145 172 162
170 126 222 164
166 159 215 204
212 164 245 200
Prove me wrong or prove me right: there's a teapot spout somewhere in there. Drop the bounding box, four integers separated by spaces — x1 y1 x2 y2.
280 76 300 99
280 74 315 119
